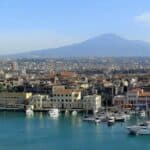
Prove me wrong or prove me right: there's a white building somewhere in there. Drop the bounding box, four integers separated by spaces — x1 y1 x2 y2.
83 95 101 112
29 86 101 112
126 88 150 108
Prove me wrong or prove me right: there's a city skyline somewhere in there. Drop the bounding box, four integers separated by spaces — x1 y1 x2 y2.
0 0 150 54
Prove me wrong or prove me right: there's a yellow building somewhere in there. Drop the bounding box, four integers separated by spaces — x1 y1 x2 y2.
0 92 32 110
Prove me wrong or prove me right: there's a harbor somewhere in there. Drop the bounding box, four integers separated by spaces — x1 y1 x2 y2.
0 111 150 150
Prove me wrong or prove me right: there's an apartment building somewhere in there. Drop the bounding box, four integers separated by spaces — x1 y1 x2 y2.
31 86 101 112
127 88 150 108
83 95 101 112
0 92 32 110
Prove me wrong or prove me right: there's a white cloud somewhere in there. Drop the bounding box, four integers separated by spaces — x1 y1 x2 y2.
135 12 150 24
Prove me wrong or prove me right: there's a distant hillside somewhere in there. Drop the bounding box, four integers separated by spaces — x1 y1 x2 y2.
8 34 150 58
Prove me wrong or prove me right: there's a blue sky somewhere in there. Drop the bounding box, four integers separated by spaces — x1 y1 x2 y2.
0 0 150 54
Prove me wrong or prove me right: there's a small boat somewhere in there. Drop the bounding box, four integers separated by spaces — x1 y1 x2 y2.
26 108 34 116
98 115 107 122
83 116 95 122
65 109 69 115
49 108 59 118
139 110 146 117
124 114 131 120
83 116 100 124
72 110 77 116
94 117 101 124
127 121 150 135
115 115 125 122
107 116 115 126
114 113 130 122
127 100 150 135
129 110 137 115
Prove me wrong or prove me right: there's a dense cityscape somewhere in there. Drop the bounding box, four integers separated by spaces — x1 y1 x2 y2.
0 57 150 113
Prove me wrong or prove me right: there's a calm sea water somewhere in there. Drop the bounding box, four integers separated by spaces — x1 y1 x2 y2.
0 112 149 150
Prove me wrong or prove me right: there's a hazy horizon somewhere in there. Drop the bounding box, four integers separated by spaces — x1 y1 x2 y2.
0 0 150 54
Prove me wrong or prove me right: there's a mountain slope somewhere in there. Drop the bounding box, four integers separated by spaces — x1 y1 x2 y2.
11 34 150 58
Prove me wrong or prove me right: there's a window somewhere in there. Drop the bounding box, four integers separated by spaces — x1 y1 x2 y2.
74 94 78 97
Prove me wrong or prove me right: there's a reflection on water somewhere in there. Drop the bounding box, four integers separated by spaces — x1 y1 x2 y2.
0 111 150 150
71 115 82 127
39 112 43 119
26 114 34 119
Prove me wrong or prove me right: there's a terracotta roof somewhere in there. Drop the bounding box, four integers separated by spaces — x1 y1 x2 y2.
139 92 150 97
54 89 81 94
60 71 76 77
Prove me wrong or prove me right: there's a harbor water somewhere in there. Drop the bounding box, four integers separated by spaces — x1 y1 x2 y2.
0 112 150 150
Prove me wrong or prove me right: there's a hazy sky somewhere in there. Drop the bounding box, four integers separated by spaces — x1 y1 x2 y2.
0 0 150 54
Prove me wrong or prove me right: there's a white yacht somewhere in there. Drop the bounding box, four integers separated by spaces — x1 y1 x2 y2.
127 121 150 135
49 108 59 118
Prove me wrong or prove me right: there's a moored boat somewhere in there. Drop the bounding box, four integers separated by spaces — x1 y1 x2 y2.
139 110 146 117
26 105 34 116
127 121 150 135
72 110 77 116
115 115 125 122
94 117 101 124
49 108 59 118
83 116 95 122
107 116 115 126
26 108 34 116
